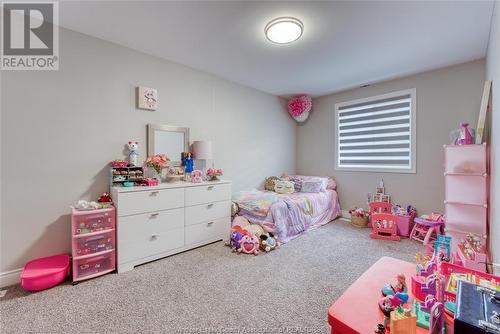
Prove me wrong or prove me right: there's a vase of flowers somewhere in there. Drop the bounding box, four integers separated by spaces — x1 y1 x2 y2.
206 168 223 181
144 154 169 183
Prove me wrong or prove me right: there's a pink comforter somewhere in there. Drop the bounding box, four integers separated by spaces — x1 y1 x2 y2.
234 190 341 243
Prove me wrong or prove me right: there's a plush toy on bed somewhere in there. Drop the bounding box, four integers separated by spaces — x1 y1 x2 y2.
274 180 295 194
265 176 280 191
260 232 279 252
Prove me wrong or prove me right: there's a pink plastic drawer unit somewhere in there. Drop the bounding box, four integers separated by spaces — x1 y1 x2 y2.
21 254 70 292
71 207 116 283
74 251 115 280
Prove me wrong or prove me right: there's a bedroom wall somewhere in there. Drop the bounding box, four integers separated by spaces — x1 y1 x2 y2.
486 1 499 274
0 28 296 285
296 60 485 215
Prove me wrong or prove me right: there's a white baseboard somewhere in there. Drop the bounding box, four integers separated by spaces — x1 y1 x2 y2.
340 210 350 221
0 268 22 288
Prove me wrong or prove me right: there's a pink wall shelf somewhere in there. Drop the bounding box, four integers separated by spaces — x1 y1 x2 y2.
71 207 116 282
444 144 489 272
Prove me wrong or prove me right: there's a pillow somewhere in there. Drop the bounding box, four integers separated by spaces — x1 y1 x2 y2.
282 174 330 192
300 180 323 193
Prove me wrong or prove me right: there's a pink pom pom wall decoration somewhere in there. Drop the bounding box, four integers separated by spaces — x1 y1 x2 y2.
288 95 312 122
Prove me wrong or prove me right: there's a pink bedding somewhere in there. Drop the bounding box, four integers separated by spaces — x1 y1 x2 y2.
234 189 341 243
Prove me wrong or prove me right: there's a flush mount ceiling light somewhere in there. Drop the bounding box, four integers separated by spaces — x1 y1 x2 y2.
265 17 303 44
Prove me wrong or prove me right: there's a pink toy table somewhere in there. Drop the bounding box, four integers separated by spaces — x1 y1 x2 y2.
328 257 426 334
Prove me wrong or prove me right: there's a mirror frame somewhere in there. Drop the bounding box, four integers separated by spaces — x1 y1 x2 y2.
147 124 190 166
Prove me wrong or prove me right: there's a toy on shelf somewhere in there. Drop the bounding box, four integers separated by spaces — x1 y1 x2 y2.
110 159 128 168
450 122 475 146
389 307 417 334
453 233 487 272
409 214 444 245
382 273 407 296
206 168 223 181
74 200 113 211
370 212 400 241
110 165 144 186
143 178 159 186
127 140 139 166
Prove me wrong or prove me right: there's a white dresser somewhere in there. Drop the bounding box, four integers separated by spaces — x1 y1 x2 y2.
111 180 231 273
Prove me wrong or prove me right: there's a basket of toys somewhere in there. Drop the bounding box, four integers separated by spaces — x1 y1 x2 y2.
349 207 370 228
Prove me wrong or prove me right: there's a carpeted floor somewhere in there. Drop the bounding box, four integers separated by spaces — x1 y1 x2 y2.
0 219 422 334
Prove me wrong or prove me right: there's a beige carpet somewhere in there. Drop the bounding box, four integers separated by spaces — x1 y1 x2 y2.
0 219 422 334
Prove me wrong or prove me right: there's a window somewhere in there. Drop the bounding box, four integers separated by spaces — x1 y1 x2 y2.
335 89 416 173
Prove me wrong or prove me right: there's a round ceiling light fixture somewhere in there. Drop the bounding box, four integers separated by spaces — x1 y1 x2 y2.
265 17 303 44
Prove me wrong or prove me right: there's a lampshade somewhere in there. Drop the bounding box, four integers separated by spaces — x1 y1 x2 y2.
192 140 213 160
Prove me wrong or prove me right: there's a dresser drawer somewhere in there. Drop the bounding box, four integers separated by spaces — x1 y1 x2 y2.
185 200 231 226
185 183 231 206
118 208 184 264
185 217 230 245
117 188 184 217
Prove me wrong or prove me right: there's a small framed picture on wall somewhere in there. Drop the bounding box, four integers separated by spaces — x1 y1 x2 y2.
136 86 158 110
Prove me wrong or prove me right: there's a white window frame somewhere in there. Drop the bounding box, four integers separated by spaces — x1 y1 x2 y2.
334 88 417 173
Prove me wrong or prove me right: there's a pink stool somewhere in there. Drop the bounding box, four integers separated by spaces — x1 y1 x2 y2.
21 254 70 292
410 217 444 245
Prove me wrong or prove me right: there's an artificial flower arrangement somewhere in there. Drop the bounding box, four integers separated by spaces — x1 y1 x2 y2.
144 154 169 180
206 168 223 181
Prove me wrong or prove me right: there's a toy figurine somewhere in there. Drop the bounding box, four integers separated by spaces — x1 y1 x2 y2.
127 141 139 167
229 226 246 252
184 152 194 173
378 292 409 317
382 273 407 296
191 170 203 183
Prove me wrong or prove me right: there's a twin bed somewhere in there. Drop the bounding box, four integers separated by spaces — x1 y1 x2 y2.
233 176 342 243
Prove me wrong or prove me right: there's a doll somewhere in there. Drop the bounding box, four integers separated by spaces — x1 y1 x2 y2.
184 152 194 173
381 273 407 296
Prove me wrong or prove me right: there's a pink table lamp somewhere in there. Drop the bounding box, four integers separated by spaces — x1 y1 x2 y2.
193 140 213 178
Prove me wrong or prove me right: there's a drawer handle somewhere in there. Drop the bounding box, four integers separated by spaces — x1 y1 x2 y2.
150 191 159 196
207 203 214 208
207 221 214 226
150 213 159 218
207 186 214 190
151 234 160 240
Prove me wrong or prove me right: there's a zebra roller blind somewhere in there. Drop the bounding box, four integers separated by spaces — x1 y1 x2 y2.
335 89 416 172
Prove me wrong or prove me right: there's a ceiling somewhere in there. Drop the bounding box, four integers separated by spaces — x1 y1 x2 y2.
58 1 494 97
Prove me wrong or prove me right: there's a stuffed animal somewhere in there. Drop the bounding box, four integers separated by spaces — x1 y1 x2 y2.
97 192 112 203
260 232 279 252
265 176 280 191
274 180 295 194
231 202 239 217
232 215 250 229
244 224 265 238
238 233 259 255
127 141 139 167
229 225 246 252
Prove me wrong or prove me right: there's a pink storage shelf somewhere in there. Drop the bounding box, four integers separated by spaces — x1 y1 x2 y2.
444 144 489 264
71 207 116 282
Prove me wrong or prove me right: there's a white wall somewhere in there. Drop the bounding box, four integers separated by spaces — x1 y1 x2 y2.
486 1 500 274
0 28 296 284
296 60 485 215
